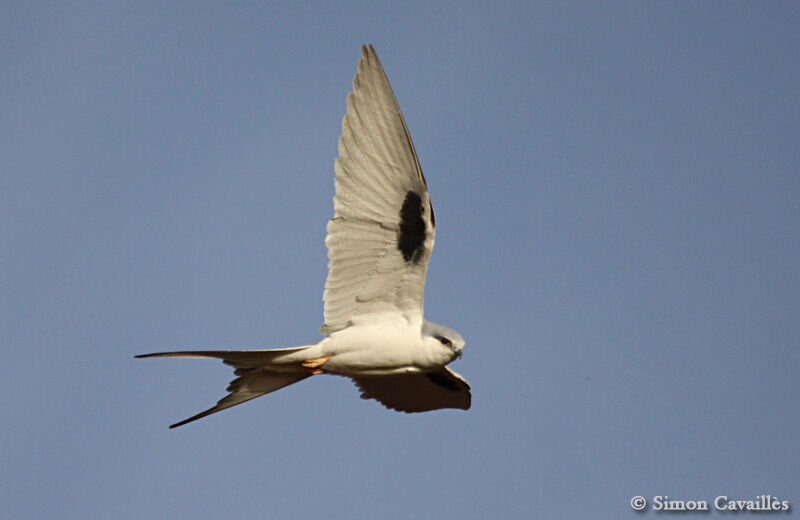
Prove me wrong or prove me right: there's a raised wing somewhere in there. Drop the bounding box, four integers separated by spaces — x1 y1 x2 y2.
351 367 471 413
321 45 436 335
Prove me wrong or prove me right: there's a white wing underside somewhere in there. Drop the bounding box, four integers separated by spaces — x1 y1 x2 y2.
321 45 435 335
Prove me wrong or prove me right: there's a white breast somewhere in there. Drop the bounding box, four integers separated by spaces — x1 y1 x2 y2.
318 320 444 376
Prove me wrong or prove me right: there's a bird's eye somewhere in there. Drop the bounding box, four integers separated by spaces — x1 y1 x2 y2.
439 337 452 346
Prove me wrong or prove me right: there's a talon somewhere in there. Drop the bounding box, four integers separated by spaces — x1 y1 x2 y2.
302 356 329 373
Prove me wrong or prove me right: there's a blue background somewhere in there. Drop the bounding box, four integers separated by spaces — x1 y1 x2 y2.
3 2 798 518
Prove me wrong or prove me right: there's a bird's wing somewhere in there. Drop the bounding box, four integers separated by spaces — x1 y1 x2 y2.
351 367 470 413
321 45 435 335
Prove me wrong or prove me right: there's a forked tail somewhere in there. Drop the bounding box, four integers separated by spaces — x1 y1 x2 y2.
136 346 312 428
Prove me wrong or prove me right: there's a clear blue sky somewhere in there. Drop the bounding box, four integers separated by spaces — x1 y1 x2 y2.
3 2 798 519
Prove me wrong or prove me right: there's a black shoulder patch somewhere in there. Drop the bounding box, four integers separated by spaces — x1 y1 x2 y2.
398 191 426 263
426 371 463 392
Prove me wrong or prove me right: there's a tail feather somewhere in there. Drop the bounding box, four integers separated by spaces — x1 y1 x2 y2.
135 346 309 369
168 369 311 428
136 347 313 428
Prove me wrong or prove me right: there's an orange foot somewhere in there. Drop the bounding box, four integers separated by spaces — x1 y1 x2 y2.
301 356 330 375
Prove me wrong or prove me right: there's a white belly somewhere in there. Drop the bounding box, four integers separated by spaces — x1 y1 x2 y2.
317 322 441 376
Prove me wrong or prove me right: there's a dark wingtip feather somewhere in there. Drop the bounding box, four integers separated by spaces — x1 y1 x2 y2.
135 352 184 359
169 411 209 429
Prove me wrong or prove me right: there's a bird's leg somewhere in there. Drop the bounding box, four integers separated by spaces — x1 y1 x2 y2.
301 356 330 375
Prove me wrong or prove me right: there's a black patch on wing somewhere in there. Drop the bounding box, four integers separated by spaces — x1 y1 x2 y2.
426 371 463 392
398 191 426 263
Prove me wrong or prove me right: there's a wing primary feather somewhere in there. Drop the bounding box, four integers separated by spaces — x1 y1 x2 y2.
362 45 427 188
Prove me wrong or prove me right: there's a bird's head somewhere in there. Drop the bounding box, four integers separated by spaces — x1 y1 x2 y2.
422 320 466 363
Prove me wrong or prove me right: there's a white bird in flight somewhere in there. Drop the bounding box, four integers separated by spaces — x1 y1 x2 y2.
138 45 470 428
